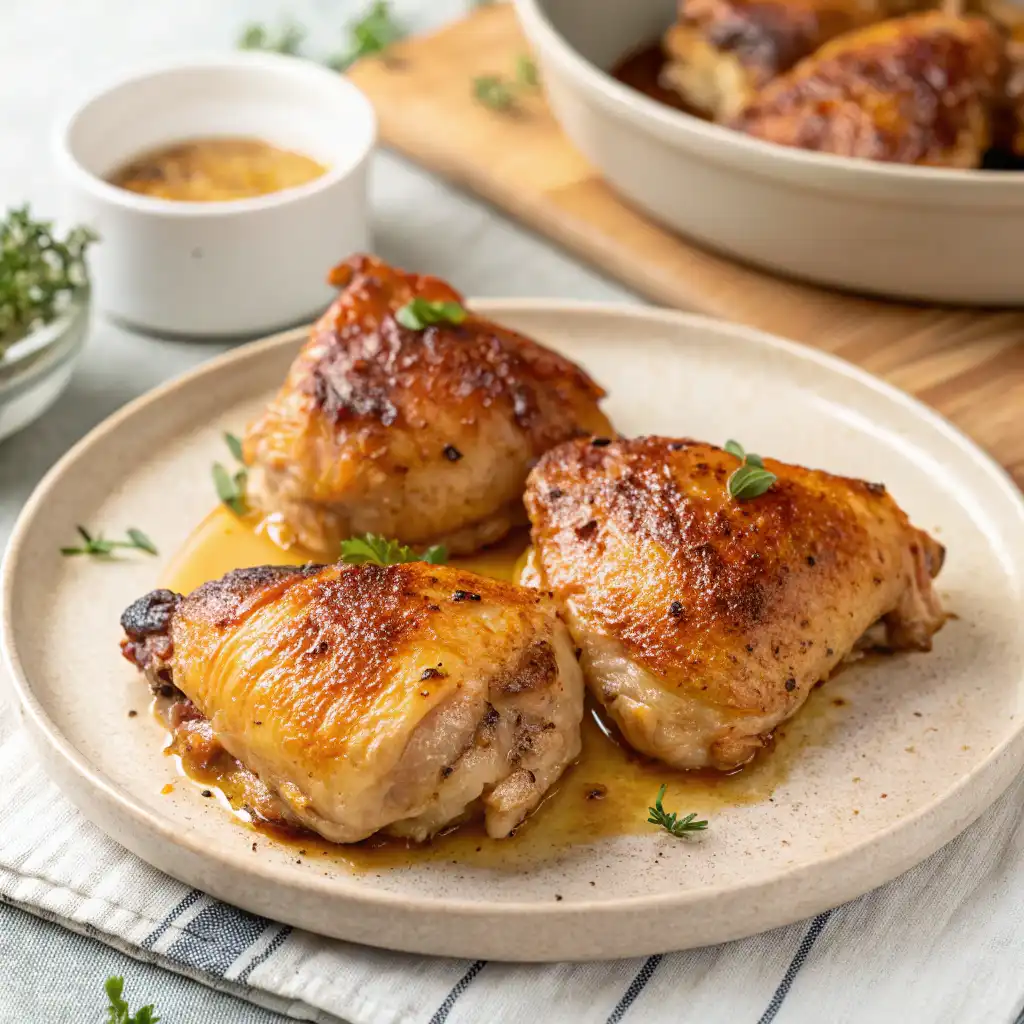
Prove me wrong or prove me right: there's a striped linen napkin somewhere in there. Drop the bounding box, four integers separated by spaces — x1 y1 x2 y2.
2 687 1023 1024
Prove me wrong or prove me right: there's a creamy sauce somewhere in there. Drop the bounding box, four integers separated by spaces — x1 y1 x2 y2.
157 505 847 868
108 137 327 202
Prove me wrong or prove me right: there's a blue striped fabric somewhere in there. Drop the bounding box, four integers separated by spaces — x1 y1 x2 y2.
2 718 1024 1024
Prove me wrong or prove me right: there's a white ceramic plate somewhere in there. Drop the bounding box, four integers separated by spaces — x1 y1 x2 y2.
3 304 1023 961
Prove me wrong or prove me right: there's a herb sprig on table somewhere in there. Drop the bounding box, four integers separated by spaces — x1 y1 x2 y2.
0 205 95 357
239 1 405 70
340 533 448 566
472 55 540 111
647 784 709 838
724 438 777 501
60 526 158 559
104 975 160 1024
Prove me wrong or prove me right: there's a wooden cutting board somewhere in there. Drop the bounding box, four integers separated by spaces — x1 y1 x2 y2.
348 4 1024 486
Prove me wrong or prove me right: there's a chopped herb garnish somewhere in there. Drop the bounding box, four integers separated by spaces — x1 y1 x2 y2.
212 432 248 516
725 438 776 501
61 525 157 558
1 205 95 357
472 74 516 111
238 19 306 55
224 431 245 462
104 975 160 1024
395 298 468 331
516 55 540 89
340 533 448 566
647 784 708 838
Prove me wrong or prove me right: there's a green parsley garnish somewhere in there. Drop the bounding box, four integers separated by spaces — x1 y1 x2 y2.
60 526 157 558
238 2 404 70
516 55 540 89
212 432 248 516
340 533 448 567
647 784 709 838
724 439 777 501
472 75 516 111
104 975 160 1024
395 298 468 331
327 1 405 70
238 19 306 55
1 205 95 357
472 54 540 112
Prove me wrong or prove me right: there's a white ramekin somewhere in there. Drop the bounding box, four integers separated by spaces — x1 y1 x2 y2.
515 0 1024 306
54 52 376 336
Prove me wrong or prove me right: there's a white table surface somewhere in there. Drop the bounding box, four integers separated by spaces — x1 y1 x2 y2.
0 1 638 1019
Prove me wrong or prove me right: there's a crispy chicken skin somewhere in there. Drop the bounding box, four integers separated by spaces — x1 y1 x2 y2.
729 13 1005 166
661 0 924 121
523 437 945 772
243 255 612 558
120 562 584 843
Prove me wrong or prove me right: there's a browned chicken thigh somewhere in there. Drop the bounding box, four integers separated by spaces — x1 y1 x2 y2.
730 12 1006 165
661 0 927 120
243 255 612 558
523 436 945 772
121 562 584 843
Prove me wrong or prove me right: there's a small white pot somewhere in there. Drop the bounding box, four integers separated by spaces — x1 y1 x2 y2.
54 52 376 336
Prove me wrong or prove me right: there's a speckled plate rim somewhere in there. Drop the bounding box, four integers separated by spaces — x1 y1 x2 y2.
3 302 1024 961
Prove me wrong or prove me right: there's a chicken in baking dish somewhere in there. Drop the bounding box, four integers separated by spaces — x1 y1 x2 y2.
120 562 584 843
242 255 612 558
523 436 945 772
660 0 929 121
728 12 1006 165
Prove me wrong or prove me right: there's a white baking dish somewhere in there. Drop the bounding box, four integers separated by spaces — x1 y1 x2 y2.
514 0 1024 305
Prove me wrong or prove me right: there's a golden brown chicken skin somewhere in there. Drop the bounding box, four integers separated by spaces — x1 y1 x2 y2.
660 0 926 121
523 436 945 771
120 562 584 843
243 255 612 558
729 12 1005 165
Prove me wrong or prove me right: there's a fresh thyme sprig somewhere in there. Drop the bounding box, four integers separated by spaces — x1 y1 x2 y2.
0 205 96 357
212 432 248 516
340 533 448 566
328 0 404 69
60 526 157 558
647 784 709 838
238 19 306 55
472 54 540 111
724 439 777 501
238 2 405 70
395 298 468 331
104 975 160 1024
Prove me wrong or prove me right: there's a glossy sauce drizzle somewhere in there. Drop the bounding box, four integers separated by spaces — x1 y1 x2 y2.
156 505 847 869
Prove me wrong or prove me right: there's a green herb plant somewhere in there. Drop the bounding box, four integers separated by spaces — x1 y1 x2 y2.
395 298 467 331
104 975 160 1024
60 526 158 558
724 439 777 501
340 533 448 566
212 432 249 516
0 205 95 357
647 784 709 838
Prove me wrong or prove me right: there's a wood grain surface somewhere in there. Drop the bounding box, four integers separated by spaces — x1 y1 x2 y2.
348 4 1024 486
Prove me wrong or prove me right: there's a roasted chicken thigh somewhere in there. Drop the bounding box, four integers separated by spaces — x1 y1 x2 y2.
661 0 926 120
729 12 1005 166
523 437 945 771
243 255 612 558
121 562 585 842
